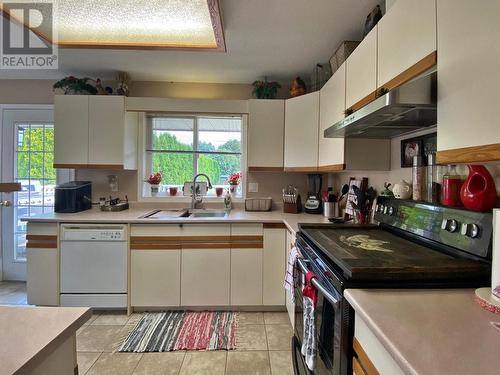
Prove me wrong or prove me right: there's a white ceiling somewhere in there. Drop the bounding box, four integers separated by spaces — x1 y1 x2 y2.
0 0 381 83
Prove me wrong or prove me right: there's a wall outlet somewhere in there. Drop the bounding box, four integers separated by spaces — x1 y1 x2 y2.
248 182 259 193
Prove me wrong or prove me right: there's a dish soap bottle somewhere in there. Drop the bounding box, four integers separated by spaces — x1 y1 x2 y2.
223 189 232 211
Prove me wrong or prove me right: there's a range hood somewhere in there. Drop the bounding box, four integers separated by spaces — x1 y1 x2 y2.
324 72 437 138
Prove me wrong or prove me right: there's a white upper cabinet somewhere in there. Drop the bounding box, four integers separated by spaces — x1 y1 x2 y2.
54 95 138 169
284 91 320 170
437 0 500 160
318 64 346 169
247 99 285 170
54 95 89 166
377 0 437 89
345 26 378 110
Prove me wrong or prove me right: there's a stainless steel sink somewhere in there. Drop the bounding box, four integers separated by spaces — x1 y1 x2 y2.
141 209 228 219
186 209 228 218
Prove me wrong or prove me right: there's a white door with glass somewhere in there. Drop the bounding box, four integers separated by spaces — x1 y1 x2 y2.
1 108 55 281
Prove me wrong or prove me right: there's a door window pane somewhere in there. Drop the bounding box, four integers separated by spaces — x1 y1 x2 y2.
13 123 54 262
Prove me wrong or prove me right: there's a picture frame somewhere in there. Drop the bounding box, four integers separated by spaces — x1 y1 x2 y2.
400 132 437 167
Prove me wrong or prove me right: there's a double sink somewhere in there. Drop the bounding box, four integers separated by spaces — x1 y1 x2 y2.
141 208 228 219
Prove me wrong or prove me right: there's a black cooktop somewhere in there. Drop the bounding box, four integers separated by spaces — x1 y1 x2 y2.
299 224 491 282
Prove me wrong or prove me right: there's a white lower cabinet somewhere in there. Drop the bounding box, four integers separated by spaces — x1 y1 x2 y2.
231 248 263 305
263 228 286 305
131 250 181 307
181 248 231 306
285 229 296 328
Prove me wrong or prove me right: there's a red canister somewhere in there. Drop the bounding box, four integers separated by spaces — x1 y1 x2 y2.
441 165 463 207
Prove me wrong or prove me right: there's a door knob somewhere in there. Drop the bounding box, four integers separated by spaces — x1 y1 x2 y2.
0 200 12 207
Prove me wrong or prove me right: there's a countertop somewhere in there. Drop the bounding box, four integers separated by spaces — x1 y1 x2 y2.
21 207 331 233
345 289 500 375
0 305 91 375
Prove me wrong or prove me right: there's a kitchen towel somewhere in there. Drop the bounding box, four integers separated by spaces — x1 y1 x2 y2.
284 245 300 303
301 271 318 371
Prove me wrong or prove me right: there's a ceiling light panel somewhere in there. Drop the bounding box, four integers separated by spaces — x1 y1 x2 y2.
2 0 224 50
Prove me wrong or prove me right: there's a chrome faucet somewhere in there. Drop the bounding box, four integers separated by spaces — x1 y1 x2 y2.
191 173 213 209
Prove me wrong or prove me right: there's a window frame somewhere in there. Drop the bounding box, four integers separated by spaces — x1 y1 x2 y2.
137 112 247 202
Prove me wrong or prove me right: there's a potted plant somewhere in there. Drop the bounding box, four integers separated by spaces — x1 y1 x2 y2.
53 76 98 95
145 172 162 195
227 172 241 194
252 79 281 99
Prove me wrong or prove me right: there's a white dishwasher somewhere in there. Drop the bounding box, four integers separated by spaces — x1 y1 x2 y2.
60 224 128 308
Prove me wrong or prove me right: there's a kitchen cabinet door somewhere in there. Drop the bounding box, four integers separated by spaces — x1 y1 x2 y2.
436 0 500 163
284 92 320 171
54 95 89 167
248 99 285 170
377 0 436 90
318 64 346 170
181 249 230 306
131 249 181 307
231 248 263 305
285 229 296 328
88 96 126 167
345 27 377 111
263 228 286 305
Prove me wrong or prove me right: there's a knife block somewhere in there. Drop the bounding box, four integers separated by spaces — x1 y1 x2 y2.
283 195 302 214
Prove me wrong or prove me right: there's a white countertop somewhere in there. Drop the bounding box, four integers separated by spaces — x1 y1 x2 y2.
345 289 500 375
21 207 332 233
0 305 91 375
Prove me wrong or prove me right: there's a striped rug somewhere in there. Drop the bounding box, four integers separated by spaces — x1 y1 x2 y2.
118 311 238 352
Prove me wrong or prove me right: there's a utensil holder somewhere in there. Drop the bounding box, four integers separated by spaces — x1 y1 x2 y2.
323 202 339 218
283 195 302 214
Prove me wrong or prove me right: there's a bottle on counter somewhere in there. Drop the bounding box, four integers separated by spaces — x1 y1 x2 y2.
441 164 463 207
223 189 232 211
426 153 441 204
412 155 425 201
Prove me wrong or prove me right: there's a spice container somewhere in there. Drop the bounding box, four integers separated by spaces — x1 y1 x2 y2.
426 153 440 203
412 155 424 201
441 164 463 207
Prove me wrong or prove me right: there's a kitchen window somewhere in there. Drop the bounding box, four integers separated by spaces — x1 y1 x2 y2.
142 115 245 199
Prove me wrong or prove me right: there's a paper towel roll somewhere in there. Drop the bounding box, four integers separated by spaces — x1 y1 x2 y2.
492 209 500 298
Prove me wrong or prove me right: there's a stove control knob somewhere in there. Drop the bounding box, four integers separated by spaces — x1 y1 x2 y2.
441 218 459 233
387 206 395 216
376 204 384 213
461 223 480 238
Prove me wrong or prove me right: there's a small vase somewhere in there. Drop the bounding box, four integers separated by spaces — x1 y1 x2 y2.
460 165 497 212
229 184 238 194
150 184 160 195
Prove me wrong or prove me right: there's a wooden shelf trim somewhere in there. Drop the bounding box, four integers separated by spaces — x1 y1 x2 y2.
436 142 500 164
26 235 57 249
317 164 346 172
353 337 380 375
130 235 264 250
284 166 320 172
381 51 437 92
248 166 284 172
351 91 378 112
0 182 21 192
53 163 124 170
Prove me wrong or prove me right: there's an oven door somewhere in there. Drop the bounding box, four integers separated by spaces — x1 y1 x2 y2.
293 256 348 375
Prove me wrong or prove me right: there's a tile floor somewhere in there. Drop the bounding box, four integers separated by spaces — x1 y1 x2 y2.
0 282 294 374
77 311 294 375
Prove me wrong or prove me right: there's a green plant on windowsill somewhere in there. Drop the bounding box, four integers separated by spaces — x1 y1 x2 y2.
252 79 281 99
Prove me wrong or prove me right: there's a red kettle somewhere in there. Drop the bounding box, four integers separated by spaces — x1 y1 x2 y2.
460 165 497 212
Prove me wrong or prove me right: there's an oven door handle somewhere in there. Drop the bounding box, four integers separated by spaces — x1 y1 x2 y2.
296 257 340 306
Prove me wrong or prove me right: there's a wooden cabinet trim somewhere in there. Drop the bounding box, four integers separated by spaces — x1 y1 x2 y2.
317 163 346 172
436 142 500 164
353 337 380 375
381 51 437 92
0 182 21 192
284 166 319 172
53 163 124 170
26 235 57 241
248 166 284 172
263 223 287 229
26 234 57 249
353 356 368 375
130 235 264 250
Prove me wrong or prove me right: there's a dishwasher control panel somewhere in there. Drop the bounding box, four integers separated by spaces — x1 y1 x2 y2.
61 225 127 241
